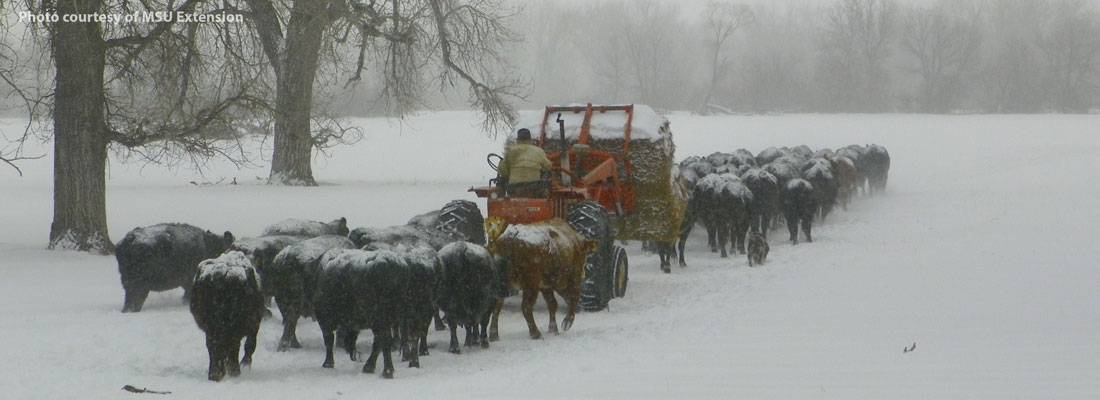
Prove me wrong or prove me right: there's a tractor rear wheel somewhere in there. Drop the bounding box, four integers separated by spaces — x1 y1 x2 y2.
435 200 485 245
567 201 615 311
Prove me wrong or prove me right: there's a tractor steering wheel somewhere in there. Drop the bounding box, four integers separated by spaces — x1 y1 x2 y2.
487 153 503 172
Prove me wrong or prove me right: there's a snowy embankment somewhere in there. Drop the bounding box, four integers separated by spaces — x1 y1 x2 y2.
1 113 1098 399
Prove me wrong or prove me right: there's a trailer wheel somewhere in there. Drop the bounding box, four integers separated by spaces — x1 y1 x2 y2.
436 200 485 245
612 245 628 298
567 201 615 311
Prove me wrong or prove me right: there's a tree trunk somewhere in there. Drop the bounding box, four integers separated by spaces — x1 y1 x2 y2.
268 0 331 186
48 0 113 254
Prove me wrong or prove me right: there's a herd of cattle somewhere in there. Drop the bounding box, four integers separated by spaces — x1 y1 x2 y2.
115 200 596 381
657 143 892 271
113 143 890 382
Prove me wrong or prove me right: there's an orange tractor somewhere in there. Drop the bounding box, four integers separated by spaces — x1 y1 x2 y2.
470 104 681 310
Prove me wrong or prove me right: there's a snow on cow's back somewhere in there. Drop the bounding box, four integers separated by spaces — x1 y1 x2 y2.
786 178 814 192
499 223 552 248
742 168 778 185
287 235 355 263
128 223 204 247
196 251 255 282
804 162 834 180
697 173 752 199
262 218 347 237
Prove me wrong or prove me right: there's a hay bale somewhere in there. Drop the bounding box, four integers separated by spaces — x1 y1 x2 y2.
511 105 685 242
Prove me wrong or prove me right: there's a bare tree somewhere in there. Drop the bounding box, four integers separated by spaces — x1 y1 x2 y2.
1037 0 1100 112
244 0 522 186
7 0 269 253
900 4 982 113
699 1 753 113
818 0 898 112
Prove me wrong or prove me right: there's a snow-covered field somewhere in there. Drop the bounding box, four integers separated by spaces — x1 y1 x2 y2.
1 112 1098 399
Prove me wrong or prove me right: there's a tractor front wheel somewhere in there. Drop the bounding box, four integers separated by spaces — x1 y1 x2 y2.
612 245 628 298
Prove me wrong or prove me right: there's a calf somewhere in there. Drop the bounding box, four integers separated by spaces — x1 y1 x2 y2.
783 179 817 244
747 232 769 266
436 241 499 353
262 217 349 237
116 223 234 312
489 219 596 340
314 249 407 378
189 251 264 381
268 235 356 351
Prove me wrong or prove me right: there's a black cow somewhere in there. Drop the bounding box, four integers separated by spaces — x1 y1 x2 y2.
269 235 356 351
864 144 891 195
756 147 784 166
230 235 306 307
189 251 265 382
435 241 500 353
691 173 753 258
802 159 839 221
116 223 234 313
397 245 438 368
741 168 780 234
314 249 408 378
783 178 817 244
262 217 349 237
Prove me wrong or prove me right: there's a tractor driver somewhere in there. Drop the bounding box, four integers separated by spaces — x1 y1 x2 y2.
499 128 551 198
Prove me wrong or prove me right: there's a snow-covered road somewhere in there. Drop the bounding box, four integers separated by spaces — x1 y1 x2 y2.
1 113 1097 399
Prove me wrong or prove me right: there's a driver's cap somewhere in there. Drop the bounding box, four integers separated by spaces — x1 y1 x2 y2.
517 128 532 141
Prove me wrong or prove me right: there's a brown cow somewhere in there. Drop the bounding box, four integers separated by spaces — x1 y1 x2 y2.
487 218 596 340
832 156 859 210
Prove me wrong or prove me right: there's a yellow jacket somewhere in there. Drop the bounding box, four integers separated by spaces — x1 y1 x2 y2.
500 142 551 184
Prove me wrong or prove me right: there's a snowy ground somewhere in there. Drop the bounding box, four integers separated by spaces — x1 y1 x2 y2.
1 112 1098 399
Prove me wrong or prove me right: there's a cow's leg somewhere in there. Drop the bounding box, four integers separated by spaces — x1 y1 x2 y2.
241 327 258 367
717 221 730 258
380 328 395 378
364 329 381 374
122 288 149 313
447 316 461 354
737 222 749 254
320 323 336 368
489 298 503 342
406 320 421 368
542 288 559 335
226 338 242 377
478 310 491 349
276 295 300 351
399 319 411 362
560 284 580 332
678 230 689 267
706 224 717 252
464 323 477 347
418 316 430 356
433 308 446 331
802 217 813 243
786 212 799 244
206 335 225 381
343 329 360 362
521 288 542 339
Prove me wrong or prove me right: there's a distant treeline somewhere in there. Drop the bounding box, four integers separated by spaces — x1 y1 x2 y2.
505 0 1100 114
